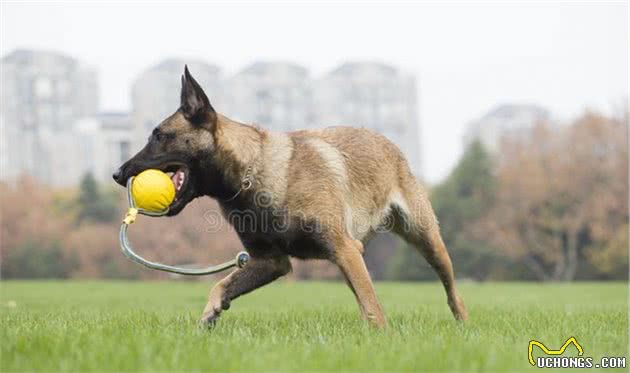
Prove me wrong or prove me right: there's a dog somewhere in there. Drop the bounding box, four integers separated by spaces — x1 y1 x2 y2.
113 66 468 328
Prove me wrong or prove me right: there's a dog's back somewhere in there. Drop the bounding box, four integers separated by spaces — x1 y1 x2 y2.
255 126 433 244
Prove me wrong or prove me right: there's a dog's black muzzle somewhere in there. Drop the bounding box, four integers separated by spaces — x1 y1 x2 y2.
113 152 193 187
112 168 124 184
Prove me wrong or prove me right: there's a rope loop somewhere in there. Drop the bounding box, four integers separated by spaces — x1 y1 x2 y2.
119 175 250 275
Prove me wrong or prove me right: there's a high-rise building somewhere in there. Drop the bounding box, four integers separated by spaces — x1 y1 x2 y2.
313 62 421 176
464 104 551 153
2 55 424 186
223 62 312 132
0 49 98 185
131 59 222 150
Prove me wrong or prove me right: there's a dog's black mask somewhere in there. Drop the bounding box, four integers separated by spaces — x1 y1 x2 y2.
113 65 218 216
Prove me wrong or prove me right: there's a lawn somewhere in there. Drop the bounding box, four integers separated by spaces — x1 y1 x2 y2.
1 280 627 372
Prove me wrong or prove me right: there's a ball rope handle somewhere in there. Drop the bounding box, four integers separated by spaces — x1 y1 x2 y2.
119 176 249 275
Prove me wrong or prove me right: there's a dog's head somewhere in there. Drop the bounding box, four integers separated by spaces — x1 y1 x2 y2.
113 66 218 216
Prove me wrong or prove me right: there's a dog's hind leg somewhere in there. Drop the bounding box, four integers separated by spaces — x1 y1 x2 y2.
392 182 468 322
333 237 387 328
199 255 292 326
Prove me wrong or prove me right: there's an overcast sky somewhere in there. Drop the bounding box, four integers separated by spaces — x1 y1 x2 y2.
1 1 627 183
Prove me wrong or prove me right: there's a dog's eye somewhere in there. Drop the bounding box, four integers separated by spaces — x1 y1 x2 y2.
155 133 163 141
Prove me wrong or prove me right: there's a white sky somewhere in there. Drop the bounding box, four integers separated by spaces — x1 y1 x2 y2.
1 1 628 183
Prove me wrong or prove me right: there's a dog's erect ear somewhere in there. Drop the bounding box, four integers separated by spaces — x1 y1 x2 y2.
180 65 215 125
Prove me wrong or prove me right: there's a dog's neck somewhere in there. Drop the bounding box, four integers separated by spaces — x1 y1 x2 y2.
212 113 264 190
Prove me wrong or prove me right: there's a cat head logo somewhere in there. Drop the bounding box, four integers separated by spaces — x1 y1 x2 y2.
528 337 584 366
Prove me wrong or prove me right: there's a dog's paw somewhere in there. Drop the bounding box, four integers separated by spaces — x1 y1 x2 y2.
198 310 221 328
448 295 468 322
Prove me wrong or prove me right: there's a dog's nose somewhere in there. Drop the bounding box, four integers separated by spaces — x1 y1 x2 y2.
112 168 122 183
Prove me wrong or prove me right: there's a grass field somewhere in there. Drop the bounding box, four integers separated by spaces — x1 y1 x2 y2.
1 281 627 372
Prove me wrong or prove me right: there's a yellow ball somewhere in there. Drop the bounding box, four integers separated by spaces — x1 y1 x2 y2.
131 169 175 212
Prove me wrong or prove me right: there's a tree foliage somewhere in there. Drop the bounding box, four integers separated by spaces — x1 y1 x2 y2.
76 172 118 224
476 112 628 280
429 140 501 280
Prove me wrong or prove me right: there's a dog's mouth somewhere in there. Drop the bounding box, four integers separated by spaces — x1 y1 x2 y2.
116 156 199 215
158 163 194 214
165 167 188 198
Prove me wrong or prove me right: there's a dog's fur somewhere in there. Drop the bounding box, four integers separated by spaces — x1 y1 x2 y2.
114 66 468 328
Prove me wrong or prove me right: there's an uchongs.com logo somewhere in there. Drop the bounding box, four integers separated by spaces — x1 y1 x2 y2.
528 337 626 369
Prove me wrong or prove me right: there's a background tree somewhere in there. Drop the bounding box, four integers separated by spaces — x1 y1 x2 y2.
0 177 76 278
76 172 118 224
478 113 628 281
430 140 499 280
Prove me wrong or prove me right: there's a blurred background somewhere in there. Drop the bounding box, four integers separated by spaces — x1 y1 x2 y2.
0 2 627 281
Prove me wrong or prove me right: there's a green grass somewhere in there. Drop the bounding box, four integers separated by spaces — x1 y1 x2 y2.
1 281 627 372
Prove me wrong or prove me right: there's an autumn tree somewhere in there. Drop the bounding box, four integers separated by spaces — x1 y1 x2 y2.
0 177 75 278
478 112 628 281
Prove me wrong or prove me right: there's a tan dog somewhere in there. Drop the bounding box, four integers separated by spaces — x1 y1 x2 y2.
114 66 468 328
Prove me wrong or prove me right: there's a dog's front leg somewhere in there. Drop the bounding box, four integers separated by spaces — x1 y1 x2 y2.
199 255 292 326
